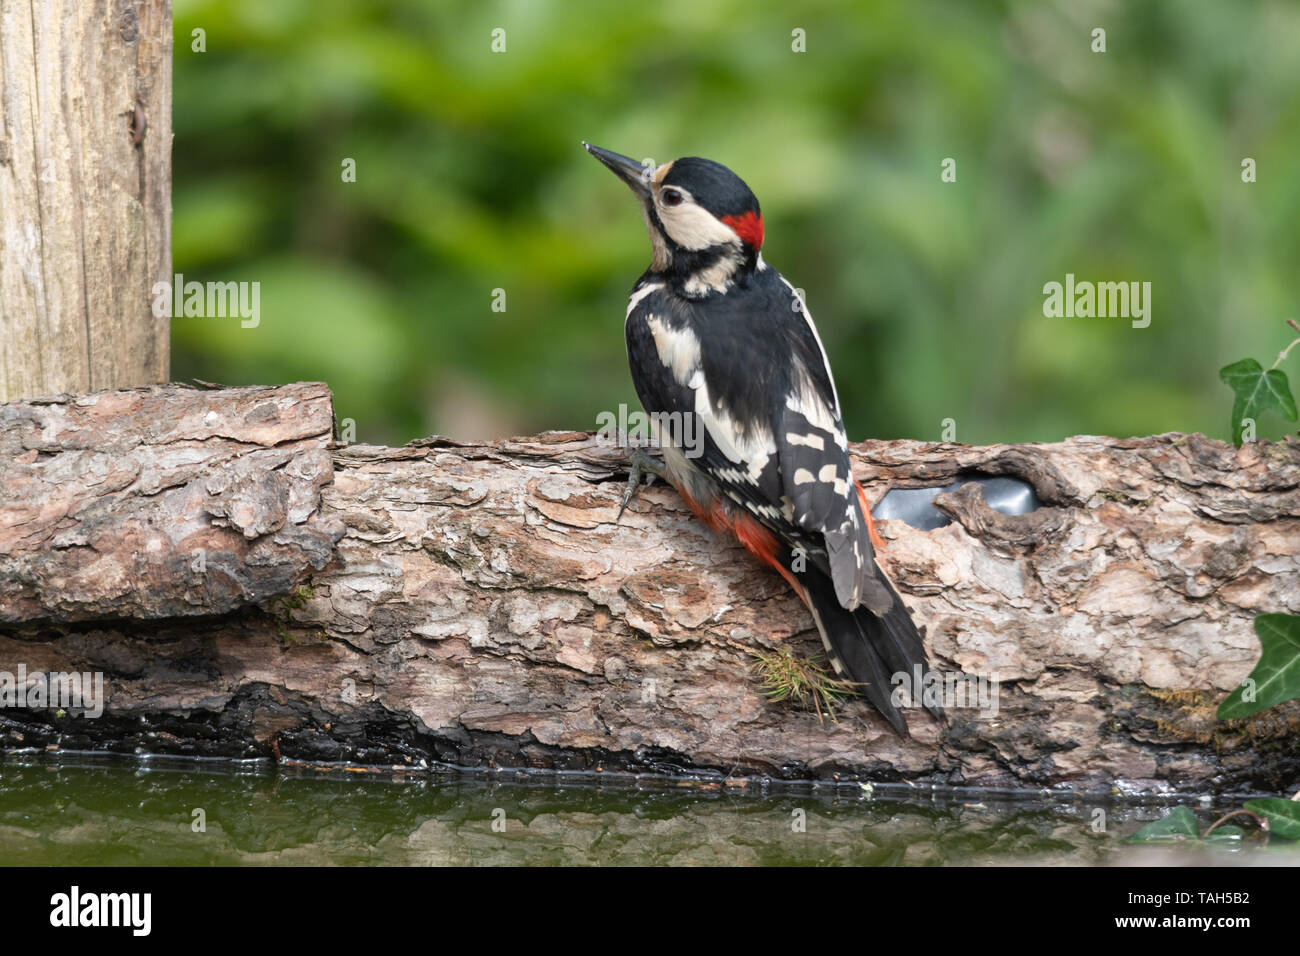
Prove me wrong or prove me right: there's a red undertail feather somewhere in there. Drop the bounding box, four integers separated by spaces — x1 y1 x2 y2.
679 489 807 604
855 478 886 553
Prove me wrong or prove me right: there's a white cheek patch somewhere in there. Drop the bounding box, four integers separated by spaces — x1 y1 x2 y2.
659 200 742 251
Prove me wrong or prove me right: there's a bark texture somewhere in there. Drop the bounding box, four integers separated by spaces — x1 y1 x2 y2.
2 383 1298 795
0 0 172 401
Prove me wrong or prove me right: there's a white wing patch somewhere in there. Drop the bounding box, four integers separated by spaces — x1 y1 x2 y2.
695 379 775 481
645 314 701 385
786 383 844 449
626 282 664 319
643 312 776 483
773 271 843 419
785 431 825 451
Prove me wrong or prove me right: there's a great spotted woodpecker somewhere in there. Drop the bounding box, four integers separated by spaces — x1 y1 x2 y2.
585 142 942 734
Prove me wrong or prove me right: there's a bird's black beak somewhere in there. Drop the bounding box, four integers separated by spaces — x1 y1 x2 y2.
583 142 653 201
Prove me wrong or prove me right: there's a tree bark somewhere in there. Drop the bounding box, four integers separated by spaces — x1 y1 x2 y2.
0 0 171 402
2 383 1298 795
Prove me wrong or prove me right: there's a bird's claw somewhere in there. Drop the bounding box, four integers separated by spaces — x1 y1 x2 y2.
616 445 665 523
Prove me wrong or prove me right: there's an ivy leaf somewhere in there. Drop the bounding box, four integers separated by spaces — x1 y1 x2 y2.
1202 824 1245 844
1219 358 1298 447
1126 806 1199 843
1243 799 1300 841
1125 809 1249 845
1218 614 1300 720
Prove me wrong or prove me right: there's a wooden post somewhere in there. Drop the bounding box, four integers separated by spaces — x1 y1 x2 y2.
0 0 171 402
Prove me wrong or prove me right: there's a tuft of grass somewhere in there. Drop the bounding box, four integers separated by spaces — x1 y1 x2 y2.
749 648 857 724
269 584 323 644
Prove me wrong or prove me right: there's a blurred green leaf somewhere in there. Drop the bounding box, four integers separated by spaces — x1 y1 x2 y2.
1219 359 1297 447
1125 807 1200 843
1243 799 1300 841
1202 825 1245 844
169 0 1300 445
1218 614 1300 720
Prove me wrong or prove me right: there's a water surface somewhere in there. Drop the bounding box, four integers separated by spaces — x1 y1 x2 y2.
0 756 1290 866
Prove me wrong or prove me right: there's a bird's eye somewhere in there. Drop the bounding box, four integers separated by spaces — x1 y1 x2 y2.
661 188 684 207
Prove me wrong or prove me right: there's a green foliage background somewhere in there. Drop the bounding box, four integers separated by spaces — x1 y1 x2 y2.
173 0 1300 447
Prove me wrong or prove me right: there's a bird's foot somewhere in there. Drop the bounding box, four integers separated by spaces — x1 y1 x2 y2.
616 434 666 523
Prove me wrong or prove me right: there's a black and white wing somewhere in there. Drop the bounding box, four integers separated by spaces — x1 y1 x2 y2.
623 268 889 613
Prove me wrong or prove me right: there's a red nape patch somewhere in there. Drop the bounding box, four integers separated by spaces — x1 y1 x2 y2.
721 211 764 250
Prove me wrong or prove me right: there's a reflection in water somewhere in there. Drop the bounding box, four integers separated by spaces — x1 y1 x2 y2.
0 756 1283 866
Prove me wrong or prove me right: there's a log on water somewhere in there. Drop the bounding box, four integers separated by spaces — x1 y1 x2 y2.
1 383 1298 794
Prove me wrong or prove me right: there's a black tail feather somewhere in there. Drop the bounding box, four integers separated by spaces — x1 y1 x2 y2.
799 565 944 733
866 573 946 724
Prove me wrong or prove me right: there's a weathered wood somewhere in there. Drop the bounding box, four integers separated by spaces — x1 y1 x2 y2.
0 0 172 402
0 382 341 621
1 383 1298 794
